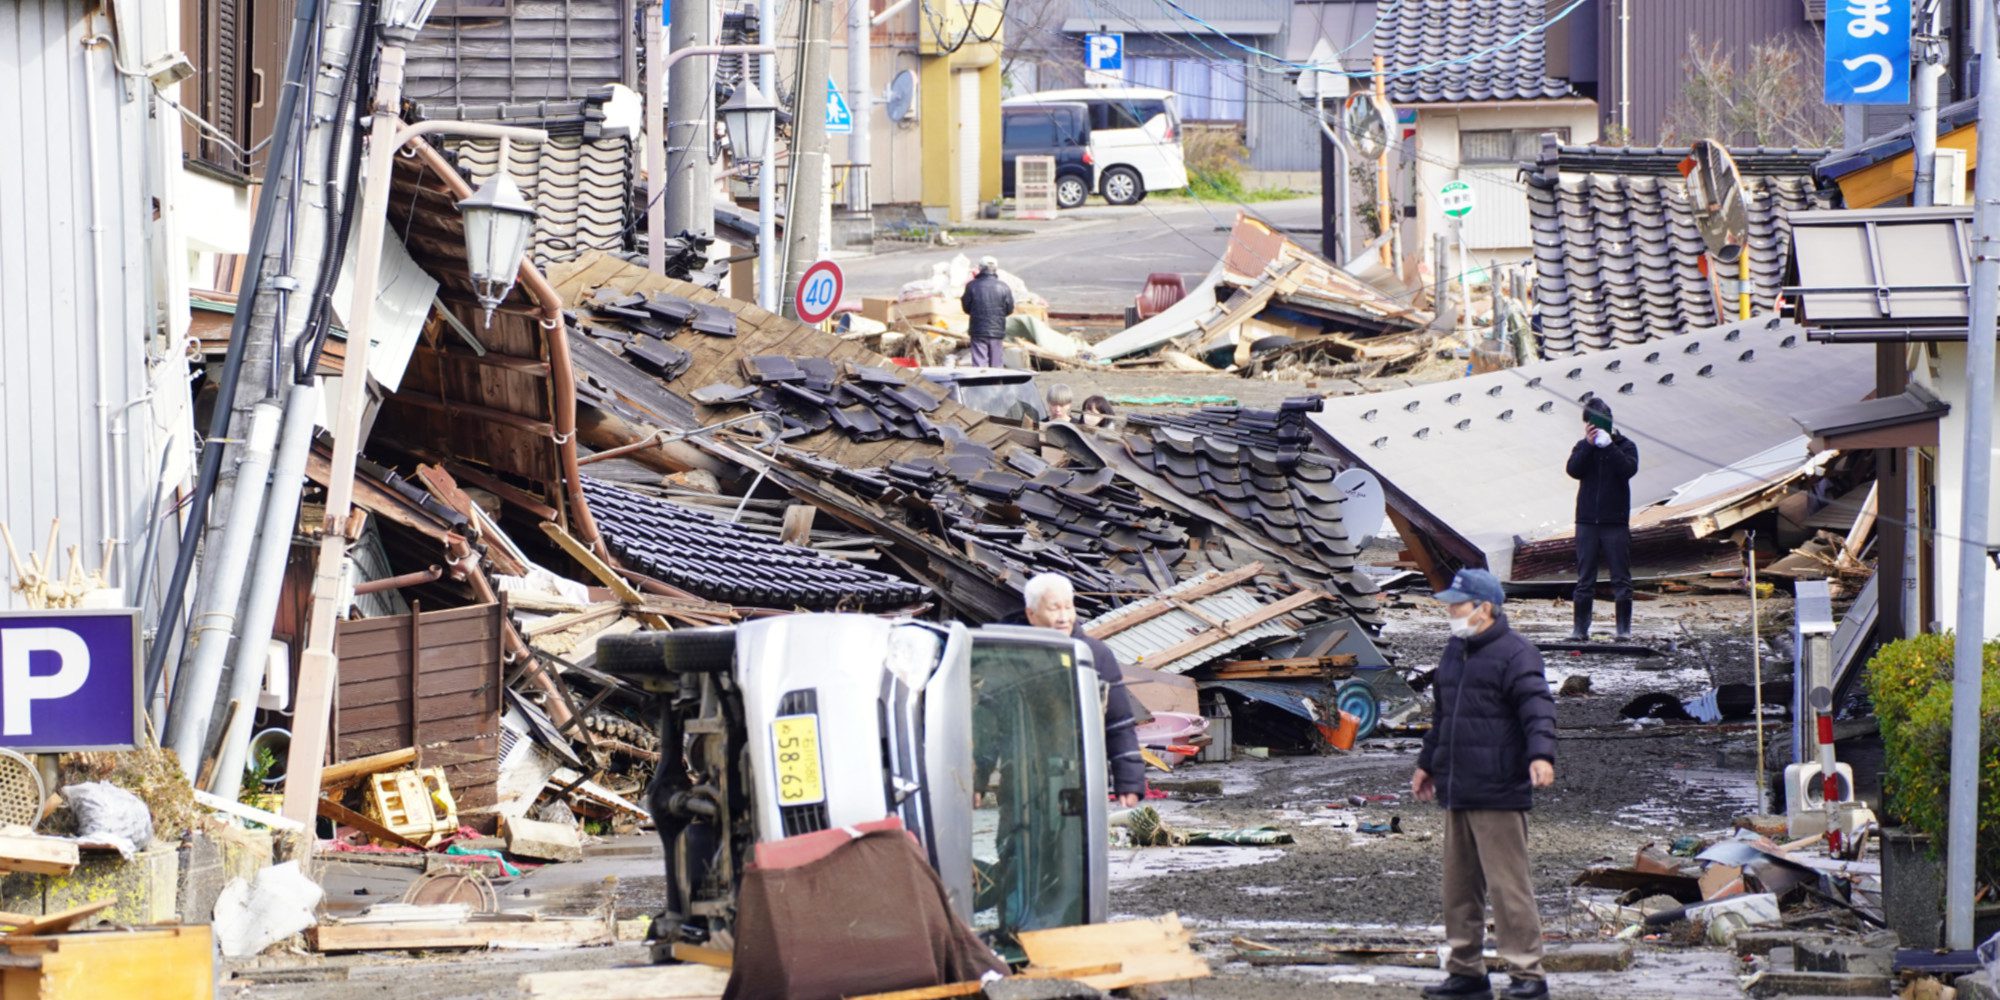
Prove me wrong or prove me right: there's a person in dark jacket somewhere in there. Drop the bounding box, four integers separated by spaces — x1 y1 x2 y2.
1019 573 1146 805
1565 396 1640 641
1412 568 1558 1000
961 256 1015 369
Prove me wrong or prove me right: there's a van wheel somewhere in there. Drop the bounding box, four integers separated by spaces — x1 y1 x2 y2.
1056 175 1088 209
1101 167 1144 206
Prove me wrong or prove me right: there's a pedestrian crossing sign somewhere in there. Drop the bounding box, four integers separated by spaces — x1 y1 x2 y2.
826 80 853 134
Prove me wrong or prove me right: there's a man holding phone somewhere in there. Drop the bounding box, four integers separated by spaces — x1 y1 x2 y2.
1565 397 1639 641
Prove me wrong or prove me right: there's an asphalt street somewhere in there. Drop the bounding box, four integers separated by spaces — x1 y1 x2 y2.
836 196 1324 314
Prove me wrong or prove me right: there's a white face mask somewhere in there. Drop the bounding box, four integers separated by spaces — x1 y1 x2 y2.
1448 613 1479 639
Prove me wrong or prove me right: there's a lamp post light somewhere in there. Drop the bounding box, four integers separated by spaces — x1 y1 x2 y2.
641 37 777 274
718 78 777 166
281 18 547 831
457 164 538 325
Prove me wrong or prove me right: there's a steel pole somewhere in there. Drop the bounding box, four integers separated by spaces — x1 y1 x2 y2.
1944 1 2000 952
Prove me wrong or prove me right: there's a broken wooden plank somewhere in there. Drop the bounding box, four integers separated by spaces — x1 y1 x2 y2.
317 797 429 851
1017 913 1210 990
320 748 420 788
540 522 671 630
670 942 733 969
1142 589 1329 670
1842 482 1879 564
522 602 625 639
309 916 614 953
7 899 116 937
848 965 1124 1000
0 833 78 876
518 963 730 999
193 789 307 833
1084 564 1264 640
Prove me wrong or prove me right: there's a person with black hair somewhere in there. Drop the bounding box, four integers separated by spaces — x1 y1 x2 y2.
1077 395 1116 429
1565 396 1640 641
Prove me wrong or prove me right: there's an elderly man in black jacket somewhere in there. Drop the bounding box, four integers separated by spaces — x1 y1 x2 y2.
1566 396 1640 641
1412 568 1558 1000
1019 573 1146 806
961 256 1015 369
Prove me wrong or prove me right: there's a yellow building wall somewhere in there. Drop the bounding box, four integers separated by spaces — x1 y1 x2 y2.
917 0 1004 222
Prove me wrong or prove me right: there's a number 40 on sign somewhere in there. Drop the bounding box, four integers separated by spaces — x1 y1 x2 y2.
794 259 845 325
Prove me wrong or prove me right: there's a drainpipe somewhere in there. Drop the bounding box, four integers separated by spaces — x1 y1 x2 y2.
165 400 282 778
79 36 117 590
208 382 319 802
1617 0 1630 137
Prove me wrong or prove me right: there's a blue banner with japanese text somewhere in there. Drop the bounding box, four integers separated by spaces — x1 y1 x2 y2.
1826 0 1912 104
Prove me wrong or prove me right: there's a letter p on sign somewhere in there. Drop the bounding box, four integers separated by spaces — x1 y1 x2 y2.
1 629 88 735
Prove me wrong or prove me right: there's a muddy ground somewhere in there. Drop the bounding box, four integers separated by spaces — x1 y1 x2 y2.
233 591 1802 999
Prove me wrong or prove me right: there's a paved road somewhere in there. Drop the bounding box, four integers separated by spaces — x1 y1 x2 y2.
837 196 1323 315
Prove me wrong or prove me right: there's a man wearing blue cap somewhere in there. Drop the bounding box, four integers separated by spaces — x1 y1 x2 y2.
1412 568 1559 1000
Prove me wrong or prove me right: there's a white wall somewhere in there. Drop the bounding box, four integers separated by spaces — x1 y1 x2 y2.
828 24 927 206
1925 341 2000 636
1411 102 1599 273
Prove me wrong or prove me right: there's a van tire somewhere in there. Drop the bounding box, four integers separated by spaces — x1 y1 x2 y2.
1056 175 1088 209
1101 166 1144 206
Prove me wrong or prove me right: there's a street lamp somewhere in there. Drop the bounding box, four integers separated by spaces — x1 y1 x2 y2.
376 0 439 39
718 78 777 165
456 168 537 325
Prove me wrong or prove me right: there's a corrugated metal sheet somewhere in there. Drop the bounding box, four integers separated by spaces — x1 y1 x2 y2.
405 0 632 106
1084 571 1297 674
1598 0 1815 146
334 602 505 809
0 1 159 610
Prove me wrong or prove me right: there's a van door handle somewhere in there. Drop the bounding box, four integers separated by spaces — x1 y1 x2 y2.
250 68 266 109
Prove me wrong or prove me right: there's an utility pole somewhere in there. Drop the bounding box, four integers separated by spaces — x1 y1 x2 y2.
846 0 872 216
757 0 779 309
1914 0 1944 207
783 0 833 319
666 0 716 240
1945 0 2000 954
646 0 667 271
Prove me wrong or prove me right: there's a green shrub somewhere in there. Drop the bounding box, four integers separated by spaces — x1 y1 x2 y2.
1864 632 2000 881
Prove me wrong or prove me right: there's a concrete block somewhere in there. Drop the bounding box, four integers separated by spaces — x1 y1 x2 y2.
177 836 226 924
217 827 274 883
1540 942 1633 973
1793 935 1894 977
505 816 582 863
1733 930 1809 957
983 979 1104 1000
42 844 179 925
1956 973 2000 1000
1746 971 1895 997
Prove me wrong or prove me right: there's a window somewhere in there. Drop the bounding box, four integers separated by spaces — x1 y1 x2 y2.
1459 128 1567 164
1004 113 1060 150
180 0 298 178
1124 56 1243 121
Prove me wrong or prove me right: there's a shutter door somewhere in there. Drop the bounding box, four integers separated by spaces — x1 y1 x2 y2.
1459 166 1531 251
956 69 980 221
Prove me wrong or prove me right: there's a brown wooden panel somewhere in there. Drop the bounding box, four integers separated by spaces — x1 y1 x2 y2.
337 714 499 753
339 665 495 711
338 641 501 684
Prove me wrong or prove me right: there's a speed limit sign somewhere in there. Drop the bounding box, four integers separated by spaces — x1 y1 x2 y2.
794 259 845 325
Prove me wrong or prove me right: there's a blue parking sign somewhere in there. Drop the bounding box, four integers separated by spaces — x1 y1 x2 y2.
1085 33 1123 74
1826 0 1910 104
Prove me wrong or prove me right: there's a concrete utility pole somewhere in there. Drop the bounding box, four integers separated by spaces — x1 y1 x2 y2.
666 0 716 240
1945 0 2000 953
646 0 667 271
757 0 779 309
1913 0 1944 207
846 0 871 215
783 0 833 319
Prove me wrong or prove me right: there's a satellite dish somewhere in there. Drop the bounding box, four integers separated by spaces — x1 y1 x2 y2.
1332 468 1387 545
1341 92 1391 160
886 70 918 124
1683 139 1747 259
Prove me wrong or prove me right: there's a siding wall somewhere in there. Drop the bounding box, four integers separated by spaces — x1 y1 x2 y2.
0 1 162 610
405 0 633 106
1596 0 1815 146
333 602 505 810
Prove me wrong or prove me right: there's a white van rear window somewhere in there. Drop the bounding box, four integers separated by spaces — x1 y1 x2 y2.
1089 98 1170 131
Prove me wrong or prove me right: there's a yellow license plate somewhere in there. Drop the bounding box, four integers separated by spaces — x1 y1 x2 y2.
772 714 826 806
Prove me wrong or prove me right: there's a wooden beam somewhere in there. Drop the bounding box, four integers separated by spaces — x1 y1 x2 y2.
1141 589 1329 670
317 796 429 851
518 963 730 1000
1084 564 1264 640
848 966 1125 1000
445 461 560 521
320 747 420 788
1384 505 1451 591
1018 914 1210 991
522 602 624 639
192 789 307 833
1843 482 1880 564
670 942 733 969
309 917 615 953
540 522 670 629
0 834 78 876
391 390 556 438
7 899 116 937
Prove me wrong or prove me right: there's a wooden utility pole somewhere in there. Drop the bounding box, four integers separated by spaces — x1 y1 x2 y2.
1372 55 1393 271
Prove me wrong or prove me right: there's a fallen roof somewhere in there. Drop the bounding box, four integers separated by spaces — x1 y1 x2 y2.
1304 316 1874 579
1083 566 1329 675
453 135 636 269
581 478 930 612
1527 139 1823 357
1375 0 1572 104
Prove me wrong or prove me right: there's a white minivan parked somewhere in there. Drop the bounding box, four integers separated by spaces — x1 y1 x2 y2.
1003 87 1188 204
